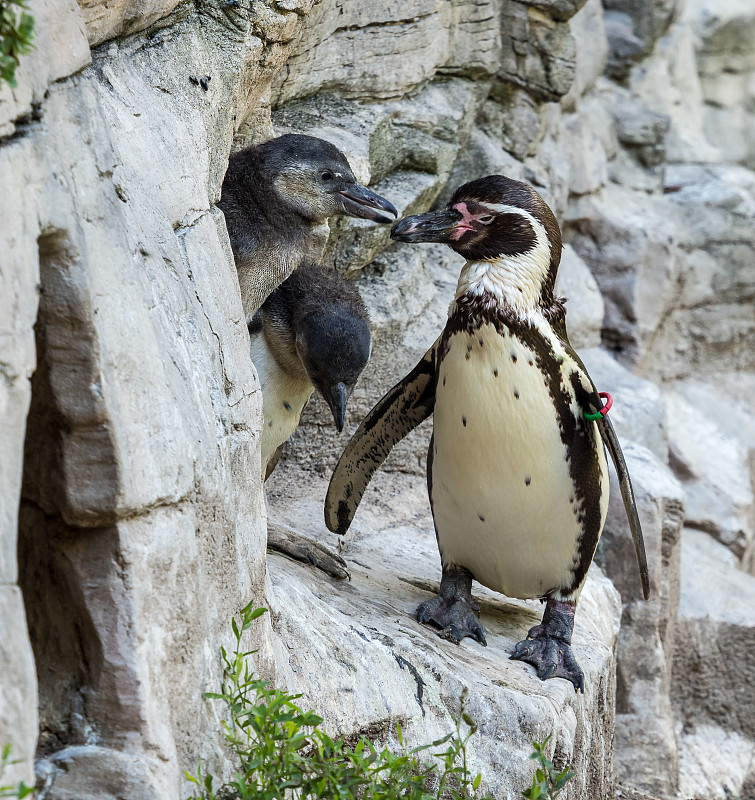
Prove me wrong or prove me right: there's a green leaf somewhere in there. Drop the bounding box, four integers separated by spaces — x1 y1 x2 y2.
0 0 34 88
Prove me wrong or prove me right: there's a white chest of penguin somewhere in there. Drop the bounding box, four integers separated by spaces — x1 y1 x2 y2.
250 333 313 472
431 320 608 600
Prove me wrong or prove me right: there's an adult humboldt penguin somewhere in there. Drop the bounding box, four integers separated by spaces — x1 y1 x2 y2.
324 175 649 691
219 133 397 314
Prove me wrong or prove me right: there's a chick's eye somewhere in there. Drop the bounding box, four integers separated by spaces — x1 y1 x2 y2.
478 214 494 224
321 170 333 181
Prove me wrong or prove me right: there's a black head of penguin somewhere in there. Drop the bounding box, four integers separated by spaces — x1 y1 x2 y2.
391 175 563 303
227 134 397 225
263 262 372 432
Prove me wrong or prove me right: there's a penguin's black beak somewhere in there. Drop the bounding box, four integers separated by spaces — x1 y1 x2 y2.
337 184 398 224
320 381 351 433
390 208 463 243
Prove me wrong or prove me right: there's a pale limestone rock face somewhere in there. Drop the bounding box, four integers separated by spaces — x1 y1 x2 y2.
563 0 608 107
271 0 502 106
0 0 90 137
664 392 753 559
627 22 722 163
1 1 309 792
74 0 186 47
603 0 680 65
565 187 679 366
499 3 577 101
640 163 755 383
555 245 605 350
562 111 608 195
599 443 685 800
0 588 38 789
684 0 755 169
672 529 755 800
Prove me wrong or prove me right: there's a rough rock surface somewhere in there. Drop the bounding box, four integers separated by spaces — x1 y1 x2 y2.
672 529 755 800
600 444 685 799
0 0 753 796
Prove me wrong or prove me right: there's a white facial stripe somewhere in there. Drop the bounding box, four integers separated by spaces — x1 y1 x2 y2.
453 205 552 316
475 202 529 215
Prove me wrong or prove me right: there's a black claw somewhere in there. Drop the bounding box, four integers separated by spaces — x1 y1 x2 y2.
538 659 557 682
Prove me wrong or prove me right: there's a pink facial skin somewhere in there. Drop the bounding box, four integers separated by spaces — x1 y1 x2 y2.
450 202 485 240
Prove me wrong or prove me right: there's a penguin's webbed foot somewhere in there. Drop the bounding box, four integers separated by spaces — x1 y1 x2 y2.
416 566 487 646
509 634 584 692
267 522 350 580
417 596 487 645
508 598 584 692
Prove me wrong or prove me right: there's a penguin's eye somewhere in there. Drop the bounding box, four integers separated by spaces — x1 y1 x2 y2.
321 170 333 181
478 214 495 224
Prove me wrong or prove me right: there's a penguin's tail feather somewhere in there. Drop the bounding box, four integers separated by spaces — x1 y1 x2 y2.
324 341 438 536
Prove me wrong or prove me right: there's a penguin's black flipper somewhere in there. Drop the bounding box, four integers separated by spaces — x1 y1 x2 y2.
598 415 650 600
324 342 438 535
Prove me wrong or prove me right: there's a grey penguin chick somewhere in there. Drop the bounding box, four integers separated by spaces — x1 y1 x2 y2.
324 176 649 691
219 134 397 315
254 261 371 579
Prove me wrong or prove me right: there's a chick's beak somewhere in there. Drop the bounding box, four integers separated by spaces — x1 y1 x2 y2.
390 208 466 243
320 381 350 433
337 184 398 224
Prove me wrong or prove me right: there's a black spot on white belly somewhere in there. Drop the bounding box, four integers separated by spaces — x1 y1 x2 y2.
514 390 520 399
525 476 531 486
478 513 485 522
283 401 292 412
511 352 517 363
528 359 534 366
462 416 467 427
443 374 447 386
479 338 484 347
493 368 498 377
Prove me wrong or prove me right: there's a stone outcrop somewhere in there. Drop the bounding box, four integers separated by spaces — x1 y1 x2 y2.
1 0 753 797
672 529 755 799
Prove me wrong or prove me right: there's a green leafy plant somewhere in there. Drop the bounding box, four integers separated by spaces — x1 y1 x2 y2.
186 602 495 800
0 744 34 799
521 736 574 800
0 0 35 88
